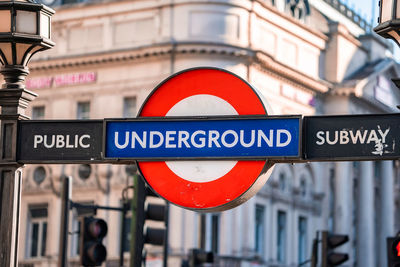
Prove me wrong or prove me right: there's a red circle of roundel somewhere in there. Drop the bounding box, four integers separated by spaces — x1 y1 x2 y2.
137 67 268 210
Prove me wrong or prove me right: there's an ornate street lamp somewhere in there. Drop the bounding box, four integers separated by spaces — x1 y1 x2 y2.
374 0 400 45
0 0 54 91
0 1 54 266
374 0 400 109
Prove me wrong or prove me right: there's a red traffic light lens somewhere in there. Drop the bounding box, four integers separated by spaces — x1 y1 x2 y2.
392 239 400 258
87 218 108 239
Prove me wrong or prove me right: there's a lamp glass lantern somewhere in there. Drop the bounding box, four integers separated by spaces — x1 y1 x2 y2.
0 0 55 67
374 0 400 45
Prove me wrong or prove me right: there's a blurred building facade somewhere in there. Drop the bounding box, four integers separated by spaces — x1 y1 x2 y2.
16 0 400 266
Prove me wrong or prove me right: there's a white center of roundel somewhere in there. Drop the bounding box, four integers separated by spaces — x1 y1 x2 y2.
165 94 238 183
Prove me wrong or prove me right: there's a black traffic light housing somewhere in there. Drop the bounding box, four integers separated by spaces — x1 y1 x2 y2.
131 176 168 264
322 231 349 267
80 217 108 266
144 201 168 245
387 237 400 267
189 249 214 267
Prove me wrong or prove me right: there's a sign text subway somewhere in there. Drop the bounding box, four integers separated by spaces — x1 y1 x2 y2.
304 114 400 160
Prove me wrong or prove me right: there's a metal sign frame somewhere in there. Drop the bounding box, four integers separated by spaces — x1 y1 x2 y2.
16 113 400 164
17 119 104 164
303 113 400 161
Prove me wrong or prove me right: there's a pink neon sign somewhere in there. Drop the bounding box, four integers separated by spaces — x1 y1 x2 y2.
26 72 97 89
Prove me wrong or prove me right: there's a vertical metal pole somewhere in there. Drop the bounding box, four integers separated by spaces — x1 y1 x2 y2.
311 231 319 267
0 66 36 267
321 231 328 267
58 176 71 267
119 202 127 267
163 203 169 267
130 175 145 267
199 214 206 250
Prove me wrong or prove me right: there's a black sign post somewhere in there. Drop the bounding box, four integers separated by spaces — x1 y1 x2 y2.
16 114 400 163
303 114 400 161
17 120 104 164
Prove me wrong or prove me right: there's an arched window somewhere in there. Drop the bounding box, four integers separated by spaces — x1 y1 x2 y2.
299 176 307 197
279 172 287 192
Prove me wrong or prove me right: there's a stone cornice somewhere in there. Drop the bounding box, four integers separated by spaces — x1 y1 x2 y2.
327 86 397 113
253 51 331 94
29 42 330 95
29 43 174 71
29 42 258 70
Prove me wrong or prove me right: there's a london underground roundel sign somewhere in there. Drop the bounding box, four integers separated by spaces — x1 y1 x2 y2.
137 67 274 212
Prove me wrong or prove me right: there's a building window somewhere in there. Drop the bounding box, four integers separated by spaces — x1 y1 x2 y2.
298 216 307 264
26 205 48 258
123 97 137 118
122 216 131 252
300 177 307 197
70 219 81 257
204 214 220 253
211 214 219 253
32 106 45 119
255 204 265 255
277 210 287 263
328 168 335 232
77 101 90 119
279 172 286 192
119 198 132 254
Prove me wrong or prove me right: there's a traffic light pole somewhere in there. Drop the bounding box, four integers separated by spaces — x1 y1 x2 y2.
56 183 129 267
310 232 319 267
199 214 206 250
58 176 72 267
130 175 146 267
321 231 328 267
119 185 133 267
119 204 127 267
163 203 169 267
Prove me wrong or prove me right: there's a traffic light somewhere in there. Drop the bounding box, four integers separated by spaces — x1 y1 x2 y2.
321 231 349 267
188 249 214 267
80 217 108 266
131 176 168 266
387 237 400 267
143 191 168 246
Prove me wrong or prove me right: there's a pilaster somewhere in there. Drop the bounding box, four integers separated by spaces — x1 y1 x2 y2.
379 161 395 267
357 161 375 267
333 162 352 253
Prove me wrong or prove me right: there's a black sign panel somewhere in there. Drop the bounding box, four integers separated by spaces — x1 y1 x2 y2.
304 114 400 161
17 120 103 163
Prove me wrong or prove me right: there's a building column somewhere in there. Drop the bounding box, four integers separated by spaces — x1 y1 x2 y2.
220 209 233 255
241 197 256 257
357 161 375 267
333 162 352 251
379 161 395 267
